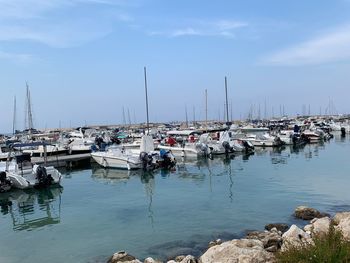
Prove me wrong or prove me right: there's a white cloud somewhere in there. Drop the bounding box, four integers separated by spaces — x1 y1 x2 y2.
171 28 202 37
0 0 135 48
0 50 33 63
261 24 350 65
0 21 112 48
215 20 248 31
149 19 248 38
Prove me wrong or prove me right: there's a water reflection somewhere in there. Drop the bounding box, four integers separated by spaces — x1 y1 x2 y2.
91 166 134 184
0 187 62 231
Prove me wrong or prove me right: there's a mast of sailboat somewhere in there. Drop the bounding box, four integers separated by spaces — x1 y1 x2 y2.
193 106 196 125
144 66 150 135
122 106 126 125
127 108 131 126
225 76 229 123
185 104 188 128
12 96 16 135
25 82 34 132
205 89 208 132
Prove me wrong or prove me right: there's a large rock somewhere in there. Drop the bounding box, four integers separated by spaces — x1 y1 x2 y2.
334 212 350 225
304 217 331 236
334 212 350 240
265 223 289 233
294 206 329 220
281 225 313 251
108 251 142 263
246 228 282 252
199 239 276 263
144 257 162 263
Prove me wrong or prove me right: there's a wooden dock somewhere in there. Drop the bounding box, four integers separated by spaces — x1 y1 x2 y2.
31 153 92 168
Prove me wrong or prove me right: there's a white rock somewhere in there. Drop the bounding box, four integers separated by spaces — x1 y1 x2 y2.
334 212 350 224
144 257 162 263
108 251 142 263
304 217 331 236
334 212 350 240
281 224 313 251
199 239 275 263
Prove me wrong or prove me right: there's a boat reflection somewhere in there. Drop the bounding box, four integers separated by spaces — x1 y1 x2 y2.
91 166 136 184
0 187 63 231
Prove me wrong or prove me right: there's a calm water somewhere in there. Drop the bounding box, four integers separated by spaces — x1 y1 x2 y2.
1 133 350 263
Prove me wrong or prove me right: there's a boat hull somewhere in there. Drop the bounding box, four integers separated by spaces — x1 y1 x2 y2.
91 152 142 170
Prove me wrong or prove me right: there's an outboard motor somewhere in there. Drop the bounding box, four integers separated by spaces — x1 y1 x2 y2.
341 127 346 137
242 141 254 152
159 149 176 169
274 136 284 146
0 172 11 193
36 166 53 188
196 143 210 156
222 141 231 154
140 152 155 171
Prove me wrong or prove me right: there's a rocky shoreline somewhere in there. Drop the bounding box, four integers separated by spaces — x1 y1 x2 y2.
107 206 350 263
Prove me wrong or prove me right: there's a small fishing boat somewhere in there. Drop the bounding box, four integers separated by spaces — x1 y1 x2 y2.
4 154 62 189
243 133 284 147
92 135 175 170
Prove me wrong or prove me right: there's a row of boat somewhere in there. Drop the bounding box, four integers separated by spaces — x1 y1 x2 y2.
0 116 337 193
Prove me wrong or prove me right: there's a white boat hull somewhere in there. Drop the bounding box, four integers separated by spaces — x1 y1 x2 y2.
157 145 202 158
91 152 141 170
6 166 62 189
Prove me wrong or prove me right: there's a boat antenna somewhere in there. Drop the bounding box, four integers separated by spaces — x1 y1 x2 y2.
144 66 150 135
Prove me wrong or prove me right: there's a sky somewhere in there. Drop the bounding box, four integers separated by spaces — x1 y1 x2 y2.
1 0 350 132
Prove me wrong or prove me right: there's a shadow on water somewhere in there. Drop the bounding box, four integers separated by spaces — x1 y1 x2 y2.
0 187 63 231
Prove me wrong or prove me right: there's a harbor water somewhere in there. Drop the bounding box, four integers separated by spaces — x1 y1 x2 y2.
1 133 350 263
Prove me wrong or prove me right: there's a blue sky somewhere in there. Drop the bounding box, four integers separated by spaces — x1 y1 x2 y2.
1 0 350 132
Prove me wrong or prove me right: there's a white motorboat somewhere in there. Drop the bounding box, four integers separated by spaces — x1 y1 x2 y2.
157 142 209 158
91 147 142 170
91 135 159 170
243 133 284 147
302 130 324 143
199 133 226 155
59 128 95 154
278 130 294 145
219 131 250 153
23 144 67 157
3 154 62 189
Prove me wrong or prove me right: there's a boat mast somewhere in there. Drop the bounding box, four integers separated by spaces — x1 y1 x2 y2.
127 108 131 126
122 106 126 125
205 89 208 132
144 66 150 134
193 106 196 125
12 96 16 135
225 76 229 123
185 104 188 128
24 82 34 132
